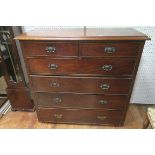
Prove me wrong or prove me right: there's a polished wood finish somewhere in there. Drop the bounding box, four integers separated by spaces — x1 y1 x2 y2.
80 41 142 57
22 41 78 57
27 58 136 76
16 28 149 126
37 107 122 125
35 92 127 110
15 28 150 41
30 76 132 94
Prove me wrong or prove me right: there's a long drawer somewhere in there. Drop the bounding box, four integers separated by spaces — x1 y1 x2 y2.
30 76 132 94
27 58 136 76
22 41 78 57
35 92 128 109
80 41 141 57
37 108 122 125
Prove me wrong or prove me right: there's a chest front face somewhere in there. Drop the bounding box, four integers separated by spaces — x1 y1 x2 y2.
17 28 149 126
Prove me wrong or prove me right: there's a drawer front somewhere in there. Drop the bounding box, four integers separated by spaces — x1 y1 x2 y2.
27 58 136 76
80 42 141 57
37 108 122 125
82 58 136 76
36 92 128 109
31 76 132 94
22 41 78 57
28 58 79 75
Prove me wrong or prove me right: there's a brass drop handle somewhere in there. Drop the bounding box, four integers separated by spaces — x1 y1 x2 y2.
99 100 108 105
53 97 62 104
102 65 113 71
54 114 63 119
104 47 116 53
45 46 56 53
97 115 107 121
48 64 58 70
51 82 60 88
100 83 110 90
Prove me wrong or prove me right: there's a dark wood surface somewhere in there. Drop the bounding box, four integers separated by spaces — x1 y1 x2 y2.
6 82 35 111
15 28 150 40
80 41 142 57
22 41 78 57
37 107 122 126
22 40 143 58
27 58 136 76
35 92 128 110
30 75 132 94
16 28 149 126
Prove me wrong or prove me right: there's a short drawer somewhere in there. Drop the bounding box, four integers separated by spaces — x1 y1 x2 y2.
35 92 128 110
83 58 135 76
22 41 78 57
28 58 78 75
27 58 136 76
30 76 132 94
80 42 141 57
37 108 123 125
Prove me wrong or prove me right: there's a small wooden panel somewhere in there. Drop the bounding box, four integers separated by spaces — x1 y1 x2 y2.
27 58 136 76
37 108 122 125
22 41 78 57
35 92 128 110
6 84 34 111
30 76 132 94
80 42 142 57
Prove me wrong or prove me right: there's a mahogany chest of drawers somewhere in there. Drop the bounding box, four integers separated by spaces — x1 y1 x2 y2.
15 28 149 126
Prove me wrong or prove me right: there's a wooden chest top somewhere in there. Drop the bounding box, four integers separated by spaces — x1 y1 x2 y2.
15 28 150 41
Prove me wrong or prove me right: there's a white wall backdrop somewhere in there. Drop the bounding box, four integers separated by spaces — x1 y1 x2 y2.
130 27 155 104
22 26 155 104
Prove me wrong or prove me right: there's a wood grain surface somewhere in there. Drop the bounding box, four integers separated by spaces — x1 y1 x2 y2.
15 28 150 41
0 104 147 129
15 28 148 126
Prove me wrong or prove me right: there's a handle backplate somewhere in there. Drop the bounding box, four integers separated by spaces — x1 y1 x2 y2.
48 64 58 70
51 82 60 88
53 97 62 104
45 46 56 53
99 99 108 105
102 65 113 71
100 83 110 90
104 47 116 53
97 115 107 121
54 114 63 119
